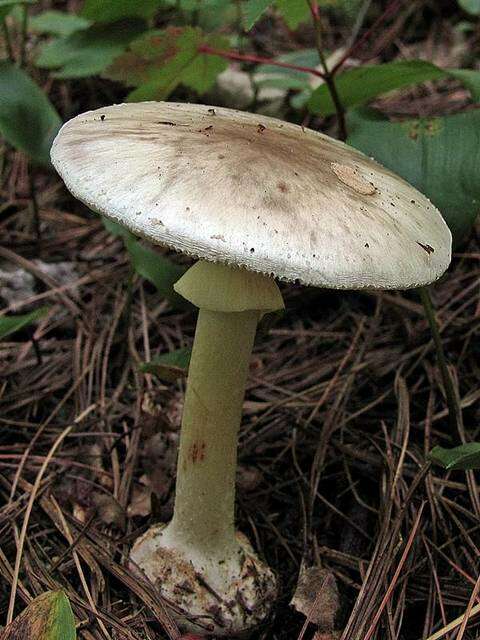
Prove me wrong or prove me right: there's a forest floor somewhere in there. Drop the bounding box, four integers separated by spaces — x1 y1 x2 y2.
1 1 480 639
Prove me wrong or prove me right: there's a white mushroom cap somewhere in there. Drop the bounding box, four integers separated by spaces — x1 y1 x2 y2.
51 102 451 289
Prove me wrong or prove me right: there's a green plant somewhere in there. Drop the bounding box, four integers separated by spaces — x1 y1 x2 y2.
0 62 60 165
430 443 480 470
0 590 76 640
139 346 191 381
0 307 49 340
102 218 188 308
458 0 480 15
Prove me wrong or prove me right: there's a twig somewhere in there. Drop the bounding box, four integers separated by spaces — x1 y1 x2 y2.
418 287 460 433
7 424 73 624
50 496 112 640
28 166 42 255
307 0 347 140
331 0 403 74
424 601 480 640
363 502 425 640
19 2 28 67
198 44 325 79
2 18 14 62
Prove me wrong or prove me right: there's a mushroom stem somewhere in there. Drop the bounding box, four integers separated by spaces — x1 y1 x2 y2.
130 262 282 634
168 307 259 557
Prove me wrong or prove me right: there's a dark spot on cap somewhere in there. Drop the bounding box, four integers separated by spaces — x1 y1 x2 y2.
100 114 105 121
411 199 416 204
186 206 191 212
277 181 289 193
218 154 225 159
207 108 216 115
156 121 176 126
417 242 435 254
365 243 369 248
250 247 255 253
257 124 266 134
204 125 213 132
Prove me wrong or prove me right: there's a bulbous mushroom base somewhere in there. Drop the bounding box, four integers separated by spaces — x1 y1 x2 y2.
130 524 277 637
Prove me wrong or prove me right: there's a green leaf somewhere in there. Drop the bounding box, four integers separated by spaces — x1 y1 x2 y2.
30 10 91 36
0 307 49 341
180 35 228 95
0 0 36 5
244 0 272 30
195 0 238 30
140 347 191 381
308 60 480 116
0 63 61 165
1 590 76 639
256 48 319 77
105 27 228 101
430 443 480 470
102 217 188 309
458 0 480 15
309 60 446 116
347 108 480 245
36 19 146 78
125 236 187 306
255 48 319 92
101 217 135 242
81 0 159 23
276 0 310 28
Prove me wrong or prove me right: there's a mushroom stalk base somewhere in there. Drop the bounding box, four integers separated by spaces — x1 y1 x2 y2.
131 265 281 636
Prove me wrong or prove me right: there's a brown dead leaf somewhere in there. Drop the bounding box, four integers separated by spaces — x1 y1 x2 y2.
291 566 340 632
92 492 126 529
127 475 152 518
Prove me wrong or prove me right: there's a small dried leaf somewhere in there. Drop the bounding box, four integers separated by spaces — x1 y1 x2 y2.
92 492 126 529
291 567 340 631
237 465 263 492
127 477 152 518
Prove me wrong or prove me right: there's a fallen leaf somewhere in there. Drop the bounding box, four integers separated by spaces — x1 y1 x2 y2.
291 566 340 632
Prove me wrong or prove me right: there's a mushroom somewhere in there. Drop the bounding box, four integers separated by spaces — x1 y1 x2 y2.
50 102 451 636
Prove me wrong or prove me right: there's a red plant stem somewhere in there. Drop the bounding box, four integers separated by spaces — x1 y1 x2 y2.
309 0 321 20
331 0 403 74
198 44 326 79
